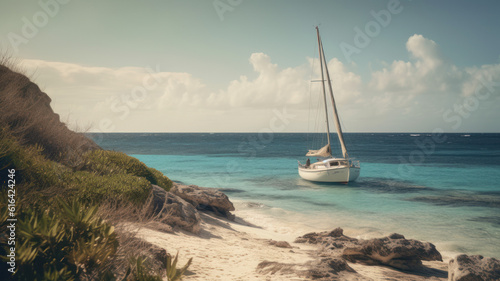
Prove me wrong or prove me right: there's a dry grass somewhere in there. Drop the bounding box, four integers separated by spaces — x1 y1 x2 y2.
95 196 175 279
0 57 99 168
97 192 174 235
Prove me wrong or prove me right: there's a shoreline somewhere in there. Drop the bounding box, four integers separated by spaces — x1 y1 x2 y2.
138 200 450 280
230 199 464 262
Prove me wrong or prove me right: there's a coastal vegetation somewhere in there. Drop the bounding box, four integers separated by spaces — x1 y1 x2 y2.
0 59 189 280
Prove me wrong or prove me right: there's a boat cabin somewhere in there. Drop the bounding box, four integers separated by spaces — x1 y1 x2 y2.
323 159 348 167
307 158 349 169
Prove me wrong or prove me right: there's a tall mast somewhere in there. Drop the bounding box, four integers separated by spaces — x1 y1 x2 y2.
316 26 332 153
318 27 348 158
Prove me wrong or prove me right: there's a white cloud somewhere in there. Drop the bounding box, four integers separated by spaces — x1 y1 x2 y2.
363 34 500 132
19 35 500 132
216 53 310 108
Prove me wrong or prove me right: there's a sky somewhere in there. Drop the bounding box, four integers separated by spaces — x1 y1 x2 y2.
1 0 499 133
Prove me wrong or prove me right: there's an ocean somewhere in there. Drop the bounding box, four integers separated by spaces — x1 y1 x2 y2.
89 132 500 259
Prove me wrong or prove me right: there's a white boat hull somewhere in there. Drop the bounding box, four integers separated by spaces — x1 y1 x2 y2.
298 165 360 183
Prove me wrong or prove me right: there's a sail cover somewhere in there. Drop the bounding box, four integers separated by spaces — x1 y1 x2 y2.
306 144 331 157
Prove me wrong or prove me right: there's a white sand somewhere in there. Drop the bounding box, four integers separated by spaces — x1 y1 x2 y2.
139 211 317 281
138 207 449 281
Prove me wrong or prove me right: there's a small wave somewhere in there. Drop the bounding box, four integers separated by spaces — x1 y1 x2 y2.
461 134 471 137
410 134 421 137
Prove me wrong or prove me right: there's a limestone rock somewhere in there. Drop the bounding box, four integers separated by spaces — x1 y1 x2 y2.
170 183 235 220
304 257 357 280
296 228 443 271
328 227 344 238
149 185 201 233
268 240 293 248
256 258 359 280
342 234 442 270
256 261 300 275
294 227 357 245
448 254 500 281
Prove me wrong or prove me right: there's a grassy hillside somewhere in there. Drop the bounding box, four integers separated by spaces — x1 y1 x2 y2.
0 61 182 280
0 62 99 167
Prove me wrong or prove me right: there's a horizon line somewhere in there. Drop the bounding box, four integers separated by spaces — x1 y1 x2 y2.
84 131 500 134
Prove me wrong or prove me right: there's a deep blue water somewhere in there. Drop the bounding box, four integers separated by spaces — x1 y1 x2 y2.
89 133 500 258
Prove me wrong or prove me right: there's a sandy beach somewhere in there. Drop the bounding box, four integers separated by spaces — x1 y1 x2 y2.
138 202 449 281
139 211 316 280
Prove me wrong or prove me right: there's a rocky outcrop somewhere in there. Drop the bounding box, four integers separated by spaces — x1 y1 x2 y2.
256 261 302 276
170 183 235 220
148 185 201 233
448 254 500 281
295 228 442 271
304 257 358 280
256 258 358 280
145 183 237 234
342 233 442 270
295 227 356 245
267 240 293 248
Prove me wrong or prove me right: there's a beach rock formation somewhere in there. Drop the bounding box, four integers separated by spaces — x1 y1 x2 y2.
448 254 500 281
268 240 293 248
256 261 303 276
295 228 442 271
257 258 358 280
342 233 443 270
295 227 355 245
304 257 358 280
170 183 235 220
149 185 201 233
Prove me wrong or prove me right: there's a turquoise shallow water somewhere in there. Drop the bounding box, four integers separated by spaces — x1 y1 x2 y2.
91 133 500 259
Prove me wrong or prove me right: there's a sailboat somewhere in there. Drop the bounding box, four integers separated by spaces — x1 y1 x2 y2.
298 27 360 183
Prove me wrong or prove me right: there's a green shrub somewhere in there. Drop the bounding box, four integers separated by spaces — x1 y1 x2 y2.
120 253 192 281
66 171 151 205
164 251 193 281
0 126 67 188
1 126 160 205
0 199 119 280
122 256 163 281
82 150 173 191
